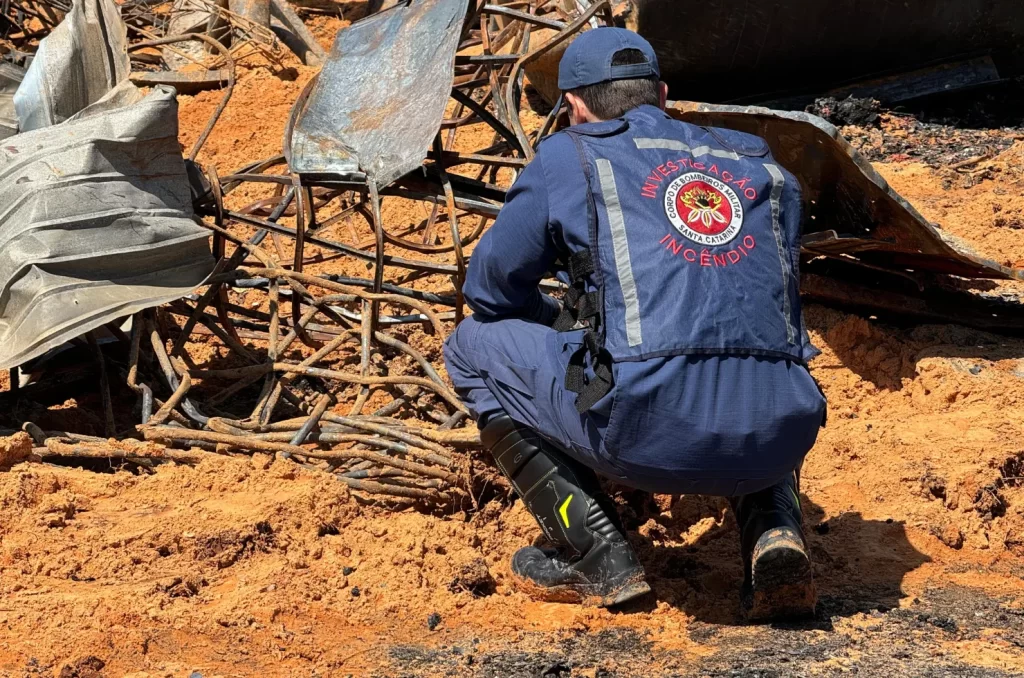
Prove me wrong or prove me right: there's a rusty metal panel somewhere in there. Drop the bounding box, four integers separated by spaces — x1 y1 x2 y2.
289 0 470 184
668 101 1024 282
631 0 1024 104
13 0 136 132
0 87 215 370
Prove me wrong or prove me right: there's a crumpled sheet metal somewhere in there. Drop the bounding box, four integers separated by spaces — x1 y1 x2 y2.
289 0 469 184
0 87 215 370
668 101 1024 283
13 0 137 132
0 63 23 140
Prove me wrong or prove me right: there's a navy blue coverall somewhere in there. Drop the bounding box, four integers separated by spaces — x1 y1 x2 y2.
443 105 826 496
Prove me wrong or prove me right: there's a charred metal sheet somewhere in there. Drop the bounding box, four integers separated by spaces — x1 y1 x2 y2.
629 0 1024 104
289 0 469 184
13 0 137 132
129 68 232 93
0 87 215 370
802 273 1024 337
668 101 1024 283
0 62 22 140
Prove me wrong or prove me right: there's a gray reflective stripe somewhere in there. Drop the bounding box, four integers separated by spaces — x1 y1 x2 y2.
633 138 740 161
764 163 796 345
596 158 643 347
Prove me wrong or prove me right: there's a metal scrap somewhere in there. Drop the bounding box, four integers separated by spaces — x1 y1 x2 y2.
669 100 1024 333
6 0 1024 510
0 86 214 370
289 0 470 183
669 101 1024 283
13 0 138 131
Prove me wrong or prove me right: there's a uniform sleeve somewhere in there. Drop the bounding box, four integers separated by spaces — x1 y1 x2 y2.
463 155 561 325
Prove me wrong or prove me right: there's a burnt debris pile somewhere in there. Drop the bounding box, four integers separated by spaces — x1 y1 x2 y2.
2 0 1023 511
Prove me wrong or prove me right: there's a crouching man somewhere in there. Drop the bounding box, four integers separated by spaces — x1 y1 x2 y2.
443 28 826 619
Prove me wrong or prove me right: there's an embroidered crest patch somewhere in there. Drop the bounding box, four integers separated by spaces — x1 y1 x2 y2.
664 172 744 246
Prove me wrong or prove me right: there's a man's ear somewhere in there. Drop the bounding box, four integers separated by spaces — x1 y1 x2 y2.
565 91 586 125
659 81 669 110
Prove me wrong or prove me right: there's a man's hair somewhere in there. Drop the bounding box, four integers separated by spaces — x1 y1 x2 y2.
568 49 660 120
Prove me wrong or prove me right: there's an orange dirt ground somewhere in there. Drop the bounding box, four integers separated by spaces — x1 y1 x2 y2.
3 5 1024 677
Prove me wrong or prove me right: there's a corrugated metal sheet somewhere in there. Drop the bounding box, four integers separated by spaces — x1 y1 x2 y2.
668 101 1024 283
0 63 23 140
0 87 215 370
13 0 138 132
288 0 469 184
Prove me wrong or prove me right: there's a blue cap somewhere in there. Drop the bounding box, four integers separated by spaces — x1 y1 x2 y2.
558 27 660 91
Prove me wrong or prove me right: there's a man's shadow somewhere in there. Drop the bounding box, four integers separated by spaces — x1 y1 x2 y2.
610 489 930 628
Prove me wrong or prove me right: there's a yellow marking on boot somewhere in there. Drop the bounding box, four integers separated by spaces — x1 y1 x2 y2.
790 487 801 510
559 494 574 528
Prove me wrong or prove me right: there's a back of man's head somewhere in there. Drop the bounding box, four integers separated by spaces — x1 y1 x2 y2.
557 27 664 122
569 49 661 121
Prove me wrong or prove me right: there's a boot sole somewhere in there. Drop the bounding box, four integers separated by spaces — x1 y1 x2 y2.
743 528 817 621
510 571 652 608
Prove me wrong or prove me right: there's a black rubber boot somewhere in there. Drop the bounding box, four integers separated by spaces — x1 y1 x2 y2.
731 470 817 621
481 414 650 607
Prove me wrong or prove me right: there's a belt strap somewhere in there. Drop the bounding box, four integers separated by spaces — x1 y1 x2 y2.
565 331 613 414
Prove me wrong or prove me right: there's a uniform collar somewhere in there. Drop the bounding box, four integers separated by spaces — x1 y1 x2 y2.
566 104 668 137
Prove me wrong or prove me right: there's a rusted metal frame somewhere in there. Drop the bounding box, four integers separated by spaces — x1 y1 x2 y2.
146 315 209 425
86 331 116 438
129 34 235 161
366 180 386 336
43 437 207 463
291 176 321 348
432 134 466 324
148 363 192 426
534 92 565 149
482 3 565 29
127 312 155 424
456 54 520 65
506 0 609 159
449 87 525 158
173 186 295 358
272 362 468 414
221 155 287 194
287 392 331 450
205 369 271 407
142 427 457 482
366 200 489 255
254 302 324 427
427 150 527 168
378 186 501 219
222 210 459 275
126 24 217 71
272 328 360 395
370 329 460 412
336 476 441 501
349 299 373 416
206 164 242 344
440 90 494 127
480 14 524 135
236 270 448 335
